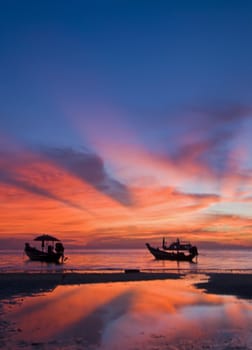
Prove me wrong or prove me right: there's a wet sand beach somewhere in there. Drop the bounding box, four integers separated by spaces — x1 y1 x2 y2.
2 272 252 349
1 271 252 299
195 272 252 299
0 271 182 299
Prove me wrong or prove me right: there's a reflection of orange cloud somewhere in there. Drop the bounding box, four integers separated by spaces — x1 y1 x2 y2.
9 284 126 340
8 278 252 348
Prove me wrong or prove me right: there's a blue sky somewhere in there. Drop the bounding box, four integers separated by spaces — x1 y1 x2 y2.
1 0 252 145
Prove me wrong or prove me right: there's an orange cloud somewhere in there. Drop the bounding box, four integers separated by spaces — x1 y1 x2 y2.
1 121 252 249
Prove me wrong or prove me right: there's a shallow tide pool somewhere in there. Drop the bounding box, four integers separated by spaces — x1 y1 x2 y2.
1 275 252 349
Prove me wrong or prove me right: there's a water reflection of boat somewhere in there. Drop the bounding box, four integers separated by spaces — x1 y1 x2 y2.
146 238 198 262
24 234 66 263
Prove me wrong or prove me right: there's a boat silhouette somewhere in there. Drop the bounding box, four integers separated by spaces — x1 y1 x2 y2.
146 238 198 262
24 234 65 263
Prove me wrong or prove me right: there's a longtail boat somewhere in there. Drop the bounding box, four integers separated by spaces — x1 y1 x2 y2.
24 234 66 263
146 238 198 262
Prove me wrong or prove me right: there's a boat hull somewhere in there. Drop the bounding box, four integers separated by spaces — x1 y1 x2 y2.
25 246 63 263
146 243 196 262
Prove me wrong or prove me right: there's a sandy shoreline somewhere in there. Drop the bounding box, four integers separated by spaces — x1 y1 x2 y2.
0 271 182 299
2 272 252 349
195 272 252 299
1 271 252 300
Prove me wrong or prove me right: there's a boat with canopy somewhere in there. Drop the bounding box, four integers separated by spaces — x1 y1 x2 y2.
24 234 66 263
146 238 198 262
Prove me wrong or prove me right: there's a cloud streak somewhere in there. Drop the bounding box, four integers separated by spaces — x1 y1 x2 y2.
171 103 252 176
41 147 133 206
1 102 252 247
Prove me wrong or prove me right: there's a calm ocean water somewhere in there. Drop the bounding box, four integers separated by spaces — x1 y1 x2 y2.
0 248 252 273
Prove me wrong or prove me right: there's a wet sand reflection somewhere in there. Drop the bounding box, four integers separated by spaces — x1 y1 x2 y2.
3 276 252 349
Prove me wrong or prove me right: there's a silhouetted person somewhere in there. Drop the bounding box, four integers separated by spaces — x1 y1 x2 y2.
48 245 53 254
55 242 65 262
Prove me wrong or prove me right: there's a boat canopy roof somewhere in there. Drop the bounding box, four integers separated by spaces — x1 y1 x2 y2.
167 242 193 250
34 234 60 242
162 237 193 251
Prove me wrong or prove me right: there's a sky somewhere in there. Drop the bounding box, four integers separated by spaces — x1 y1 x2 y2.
1 0 252 249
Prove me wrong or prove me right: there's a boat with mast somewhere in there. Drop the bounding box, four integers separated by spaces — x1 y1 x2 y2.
146 237 198 262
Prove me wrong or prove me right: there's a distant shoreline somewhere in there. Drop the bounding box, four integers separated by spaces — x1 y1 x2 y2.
1 271 252 300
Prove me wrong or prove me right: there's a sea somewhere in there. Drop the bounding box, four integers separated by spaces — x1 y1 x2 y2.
0 248 252 273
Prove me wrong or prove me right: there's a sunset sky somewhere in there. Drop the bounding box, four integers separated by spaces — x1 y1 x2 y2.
1 1 252 249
